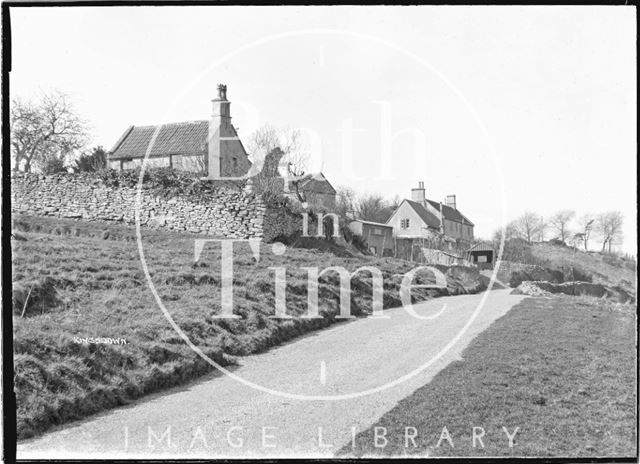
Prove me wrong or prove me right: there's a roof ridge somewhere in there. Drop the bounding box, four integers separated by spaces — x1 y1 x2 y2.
130 120 209 129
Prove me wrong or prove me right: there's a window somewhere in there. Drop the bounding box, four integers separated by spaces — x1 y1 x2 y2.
373 227 383 235
401 219 410 229
477 255 488 263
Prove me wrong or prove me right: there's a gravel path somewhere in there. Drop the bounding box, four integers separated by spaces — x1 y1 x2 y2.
18 288 524 459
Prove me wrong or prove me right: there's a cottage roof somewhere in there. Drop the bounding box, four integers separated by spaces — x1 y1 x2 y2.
350 219 393 228
405 199 441 229
108 121 209 160
289 173 337 195
468 242 495 252
425 199 475 226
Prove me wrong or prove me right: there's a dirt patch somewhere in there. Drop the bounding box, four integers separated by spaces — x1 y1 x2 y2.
512 280 633 303
496 261 563 287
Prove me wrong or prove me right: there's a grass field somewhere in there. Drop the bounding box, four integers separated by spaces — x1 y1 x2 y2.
11 214 486 440
340 295 637 458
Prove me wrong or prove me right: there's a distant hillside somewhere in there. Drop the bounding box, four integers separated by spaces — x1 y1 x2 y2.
499 239 636 295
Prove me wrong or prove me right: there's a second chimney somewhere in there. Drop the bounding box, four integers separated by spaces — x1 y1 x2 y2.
411 181 426 204
445 194 457 210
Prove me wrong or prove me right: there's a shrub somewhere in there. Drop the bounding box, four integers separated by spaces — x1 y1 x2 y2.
40 156 67 174
95 166 245 198
13 277 62 317
74 146 107 172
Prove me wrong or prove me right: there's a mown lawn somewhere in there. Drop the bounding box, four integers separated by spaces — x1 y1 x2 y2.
340 295 637 458
11 214 486 440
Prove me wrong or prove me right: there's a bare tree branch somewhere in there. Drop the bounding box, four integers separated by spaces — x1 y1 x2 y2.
247 125 309 202
549 210 575 242
595 211 624 253
10 90 90 173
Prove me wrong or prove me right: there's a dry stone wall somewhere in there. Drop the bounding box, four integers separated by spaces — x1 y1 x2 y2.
11 172 302 241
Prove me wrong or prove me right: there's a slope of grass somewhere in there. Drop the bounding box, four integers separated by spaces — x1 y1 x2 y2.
528 242 636 295
11 214 485 440
340 296 637 458
500 239 636 295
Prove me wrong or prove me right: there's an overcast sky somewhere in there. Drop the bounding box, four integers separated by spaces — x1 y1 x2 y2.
9 6 637 253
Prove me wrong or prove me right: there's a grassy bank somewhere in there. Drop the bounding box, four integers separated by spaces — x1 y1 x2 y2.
340 295 637 458
500 239 636 295
11 214 485 439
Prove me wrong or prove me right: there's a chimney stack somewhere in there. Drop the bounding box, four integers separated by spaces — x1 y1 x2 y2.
445 194 457 210
206 84 232 178
411 181 426 204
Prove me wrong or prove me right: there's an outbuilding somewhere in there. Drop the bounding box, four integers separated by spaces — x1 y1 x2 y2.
467 242 496 269
348 219 395 258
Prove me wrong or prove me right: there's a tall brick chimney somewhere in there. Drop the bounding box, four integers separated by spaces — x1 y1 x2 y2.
411 181 426 204
207 84 232 178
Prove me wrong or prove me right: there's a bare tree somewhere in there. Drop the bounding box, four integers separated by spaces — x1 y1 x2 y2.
568 233 583 252
355 193 389 223
537 215 548 242
491 220 521 247
247 125 309 201
595 211 624 253
11 91 90 172
335 186 356 217
549 210 575 242
577 215 595 251
514 211 540 243
388 195 402 210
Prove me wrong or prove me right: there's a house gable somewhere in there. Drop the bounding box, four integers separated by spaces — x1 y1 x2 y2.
386 199 440 237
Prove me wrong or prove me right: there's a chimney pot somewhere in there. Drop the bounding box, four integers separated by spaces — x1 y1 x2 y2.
411 181 426 204
216 84 228 101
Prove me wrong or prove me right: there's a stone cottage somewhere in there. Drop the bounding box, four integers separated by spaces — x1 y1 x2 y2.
107 84 252 178
386 181 474 242
107 84 338 207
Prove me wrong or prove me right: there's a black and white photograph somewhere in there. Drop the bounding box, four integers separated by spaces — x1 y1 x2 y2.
1 3 637 461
